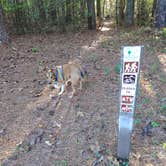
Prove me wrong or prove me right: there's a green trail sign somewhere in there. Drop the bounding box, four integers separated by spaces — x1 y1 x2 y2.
117 46 144 160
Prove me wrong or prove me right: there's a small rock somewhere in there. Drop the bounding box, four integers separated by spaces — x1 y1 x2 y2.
20 143 31 152
38 80 47 85
90 141 100 154
51 96 58 100
0 128 6 136
10 89 14 93
18 88 23 92
75 103 80 109
94 63 102 70
52 121 61 128
33 92 42 97
159 115 166 122
45 140 52 146
76 111 84 118
92 155 104 166
81 150 90 159
36 103 48 111
32 79 37 82
49 110 55 116
141 117 152 136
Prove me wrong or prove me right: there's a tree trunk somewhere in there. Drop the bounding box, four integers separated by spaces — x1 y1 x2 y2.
115 0 118 25
96 0 102 29
97 0 101 17
103 0 106 17
66 0 72 23
155 0 166 28
152 0 157 18
72 0 75 21
14 0 23 34
119 0 126 26
59 1 66 32
87 0 96 30
0 5 9 43
48 0 58 24
116 0 126 26
80 0 86 19
125 0 135 27
37 0 46 23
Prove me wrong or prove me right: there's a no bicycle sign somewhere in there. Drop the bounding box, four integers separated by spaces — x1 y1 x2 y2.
117 46 144 160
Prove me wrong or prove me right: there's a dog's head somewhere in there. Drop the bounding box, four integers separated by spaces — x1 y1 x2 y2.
43 67 56 84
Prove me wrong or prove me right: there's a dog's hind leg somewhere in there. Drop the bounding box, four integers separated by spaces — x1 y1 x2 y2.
79 79 82 90
69 86 76 98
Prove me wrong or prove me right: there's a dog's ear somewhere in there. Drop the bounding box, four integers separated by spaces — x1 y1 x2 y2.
43 67 49 73
49 68 54 73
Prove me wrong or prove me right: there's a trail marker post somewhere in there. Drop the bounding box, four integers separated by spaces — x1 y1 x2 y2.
117 46 144 160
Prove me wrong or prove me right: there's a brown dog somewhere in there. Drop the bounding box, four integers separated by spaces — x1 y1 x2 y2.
45 61 87 98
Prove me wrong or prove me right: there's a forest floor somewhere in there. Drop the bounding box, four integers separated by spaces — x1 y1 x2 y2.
0 21 166 166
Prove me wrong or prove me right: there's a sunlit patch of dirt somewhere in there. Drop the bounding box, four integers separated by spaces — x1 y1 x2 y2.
158 53 166 72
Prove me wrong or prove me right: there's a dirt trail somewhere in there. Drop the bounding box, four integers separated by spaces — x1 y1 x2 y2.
0 21 166 165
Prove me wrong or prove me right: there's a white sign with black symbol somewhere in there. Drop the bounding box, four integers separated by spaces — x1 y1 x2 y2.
121 73 138 97
124 62 139 73
117 46 144 160
123 74 137 84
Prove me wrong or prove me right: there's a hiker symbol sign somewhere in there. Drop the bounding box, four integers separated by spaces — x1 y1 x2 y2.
117 46 144 160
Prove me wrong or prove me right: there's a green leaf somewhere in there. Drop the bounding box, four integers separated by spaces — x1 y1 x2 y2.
119 161 129 166
114 63 121 74
95 152 102 159
135 118 141 125
151 63 158 73
31 47 39 53
142 98 150 104
160 98 166 102
76 138 80 144
151 121 160 128
104 66 111 76
161 49 166 53
163 143 166 149
54 160 68 166
109 160 116 166
162 28 166 37
89 54 97 63
161 104 166 111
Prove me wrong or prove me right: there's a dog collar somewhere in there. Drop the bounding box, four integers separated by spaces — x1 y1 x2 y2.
55 69 58 81
56 66 65 81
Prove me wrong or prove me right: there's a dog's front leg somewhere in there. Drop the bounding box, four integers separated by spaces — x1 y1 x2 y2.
58 84 65 95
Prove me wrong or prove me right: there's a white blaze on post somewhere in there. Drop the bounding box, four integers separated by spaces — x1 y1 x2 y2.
117 46 144 160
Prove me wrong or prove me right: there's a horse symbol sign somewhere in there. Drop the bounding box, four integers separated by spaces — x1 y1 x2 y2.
117 46 144 160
